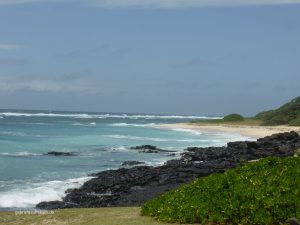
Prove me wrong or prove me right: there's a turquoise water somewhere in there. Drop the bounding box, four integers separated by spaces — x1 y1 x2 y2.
0 110 247 209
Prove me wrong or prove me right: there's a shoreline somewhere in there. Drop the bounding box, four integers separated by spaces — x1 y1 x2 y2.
36 132 300 210
152 123 300 139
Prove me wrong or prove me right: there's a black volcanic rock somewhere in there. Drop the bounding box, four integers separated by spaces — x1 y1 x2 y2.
130 145 176 153
36 131 300 210
44 151 77 156
121 161 145 166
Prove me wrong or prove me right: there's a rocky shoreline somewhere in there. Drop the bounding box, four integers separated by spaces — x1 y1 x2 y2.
36 131 300 210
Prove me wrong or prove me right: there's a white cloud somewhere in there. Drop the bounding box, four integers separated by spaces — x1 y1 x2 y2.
0 44 21 50
0 78 97 93
0 0 300 7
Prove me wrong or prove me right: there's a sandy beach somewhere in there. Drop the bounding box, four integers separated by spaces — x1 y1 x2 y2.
153 123 300 139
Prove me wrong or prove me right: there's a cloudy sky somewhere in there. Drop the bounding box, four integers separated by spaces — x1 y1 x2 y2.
0 0 299 116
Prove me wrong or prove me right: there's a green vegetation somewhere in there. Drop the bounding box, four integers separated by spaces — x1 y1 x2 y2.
255 96 300 126
0 207 178 225
191 96 300 126
190 113 261 126
190 117 262 126
289 116 300 126
223 113 245 122
141 156 300 224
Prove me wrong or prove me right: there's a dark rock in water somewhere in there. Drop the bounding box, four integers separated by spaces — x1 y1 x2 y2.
130 145 159 150
130 145 176 153
121 161 145 166
36 201 70 209
36 131 300 210
44 151 77 156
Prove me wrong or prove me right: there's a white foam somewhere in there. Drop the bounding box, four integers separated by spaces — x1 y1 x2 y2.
24 122 52 126
0 177 93 208
72 122 96 127
171 128 202 136
104 134 168 142
104 134 211 143
0 152 41 157
207 132 254 146
0 112 91 118
0 131 48 138
0 112 222 120
0 131 27 137
109 123 156 127
110 146 129 151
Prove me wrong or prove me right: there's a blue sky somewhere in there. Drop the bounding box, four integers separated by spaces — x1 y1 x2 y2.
0 0 299 116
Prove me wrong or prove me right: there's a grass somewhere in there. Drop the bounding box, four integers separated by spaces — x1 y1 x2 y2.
190 118 263 126
0 207 187 225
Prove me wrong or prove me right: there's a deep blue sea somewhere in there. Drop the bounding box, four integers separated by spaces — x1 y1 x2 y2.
0 109 249 210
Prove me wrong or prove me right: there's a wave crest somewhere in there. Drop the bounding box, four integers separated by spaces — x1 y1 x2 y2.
0 152 41 157
104 134 210 143
0 177 93 208
0 131 27 137
0 112 222 120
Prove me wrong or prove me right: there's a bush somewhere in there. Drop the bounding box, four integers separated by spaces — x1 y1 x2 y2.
255 96 300 126
289 115 300 126
141 157 300 224
262 114 291 126
223 113 244 122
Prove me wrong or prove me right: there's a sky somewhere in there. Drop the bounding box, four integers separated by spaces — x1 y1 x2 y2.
0 0 299 116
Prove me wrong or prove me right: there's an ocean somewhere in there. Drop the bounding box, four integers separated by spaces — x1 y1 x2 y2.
0 109 248 210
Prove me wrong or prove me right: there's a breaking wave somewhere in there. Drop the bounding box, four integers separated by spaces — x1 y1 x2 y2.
72 122 97 127
0 152 41 157
0 112 222 120
0 131 27 137
104 134 211 143
0 177 93 208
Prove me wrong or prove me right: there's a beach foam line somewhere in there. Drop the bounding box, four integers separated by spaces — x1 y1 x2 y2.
0 177 93 208
171 128 203 135
108 123 157 127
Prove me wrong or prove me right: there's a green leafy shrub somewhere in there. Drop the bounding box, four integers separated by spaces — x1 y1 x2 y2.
141 157 300 224
289 115 300 126
255 96 300 126
223 113 244 122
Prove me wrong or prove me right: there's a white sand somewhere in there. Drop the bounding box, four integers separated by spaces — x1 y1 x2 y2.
153 123 300 139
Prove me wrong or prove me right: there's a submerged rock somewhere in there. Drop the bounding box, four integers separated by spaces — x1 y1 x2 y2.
36 131 300 210
44 151 77 156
